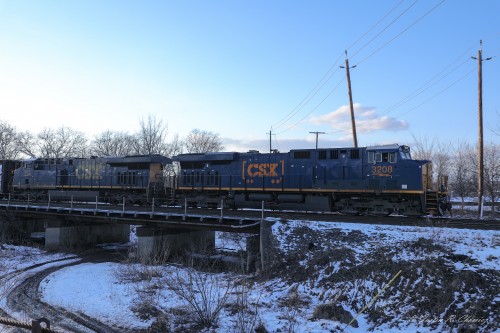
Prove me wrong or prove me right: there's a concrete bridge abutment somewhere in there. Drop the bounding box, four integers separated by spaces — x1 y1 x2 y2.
245 219 275 273
44 219 130 250
136 227 216 263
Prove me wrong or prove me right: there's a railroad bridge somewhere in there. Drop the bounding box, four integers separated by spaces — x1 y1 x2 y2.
0 200 273 269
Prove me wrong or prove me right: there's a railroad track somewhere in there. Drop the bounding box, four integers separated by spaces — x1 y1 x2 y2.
0 250 132 333
2 199 499 231
174 207 500 231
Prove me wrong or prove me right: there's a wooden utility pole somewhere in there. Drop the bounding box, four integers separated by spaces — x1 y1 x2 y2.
472 40 492 219
341 50 358 148
309 131 326 149
267 130 272 153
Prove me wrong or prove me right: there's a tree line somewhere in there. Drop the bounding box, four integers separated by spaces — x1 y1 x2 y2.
410 135 499 211
0 115 224 160
1 117 498 209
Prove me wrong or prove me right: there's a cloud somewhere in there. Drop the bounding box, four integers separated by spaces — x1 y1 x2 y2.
310 103 408 133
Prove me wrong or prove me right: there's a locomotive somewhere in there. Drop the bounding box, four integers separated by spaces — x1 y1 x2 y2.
173 144 449 216
0 143 449 216
2 155 171 204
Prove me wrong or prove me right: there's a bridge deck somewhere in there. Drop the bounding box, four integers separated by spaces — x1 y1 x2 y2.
0 203 261 234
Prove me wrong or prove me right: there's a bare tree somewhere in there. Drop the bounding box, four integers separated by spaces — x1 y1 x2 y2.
164 133 183 158
184 129 224 153
90 130 135 157
162 257 234 328
410 135 452 189
483 143 500 213
16 131 38 158
410 134 436 161
0 121 20 160
133 115 168 155
449 141 475 212
36 127 88 158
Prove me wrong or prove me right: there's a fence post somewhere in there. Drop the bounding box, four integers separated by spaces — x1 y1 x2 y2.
220 199 224 222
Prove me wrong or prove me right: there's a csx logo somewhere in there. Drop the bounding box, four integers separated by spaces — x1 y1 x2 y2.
242 160 284 178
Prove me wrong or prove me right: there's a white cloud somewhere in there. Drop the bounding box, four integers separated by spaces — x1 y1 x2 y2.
310 103 408 133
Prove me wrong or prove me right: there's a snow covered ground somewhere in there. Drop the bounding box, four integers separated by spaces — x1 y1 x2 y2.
1 219 499 333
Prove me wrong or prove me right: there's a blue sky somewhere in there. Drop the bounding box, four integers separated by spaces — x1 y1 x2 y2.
0 0 499 153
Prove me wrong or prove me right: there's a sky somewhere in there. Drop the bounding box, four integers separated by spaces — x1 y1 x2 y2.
0 0 499 153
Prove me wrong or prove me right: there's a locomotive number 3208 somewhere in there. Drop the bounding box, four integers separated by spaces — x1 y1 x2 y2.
372 165 393 175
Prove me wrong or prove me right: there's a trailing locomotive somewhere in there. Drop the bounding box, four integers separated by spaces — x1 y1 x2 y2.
7 155 171 204
173 144 450 216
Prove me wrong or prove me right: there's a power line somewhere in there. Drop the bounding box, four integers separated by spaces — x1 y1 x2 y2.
355 0 447 66
270 52 344 131
376 44 476 118
346 0 406 52
311 66 475 140
393 67 475 119
350 0 419 60
270 0 420 132
274 76 346 135
271 0 448 140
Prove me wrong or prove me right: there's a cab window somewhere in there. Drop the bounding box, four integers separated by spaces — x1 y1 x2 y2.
368 151 397 163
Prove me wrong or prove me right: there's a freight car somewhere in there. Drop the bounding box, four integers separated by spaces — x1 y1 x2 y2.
173 144 450 216
9 155 171 204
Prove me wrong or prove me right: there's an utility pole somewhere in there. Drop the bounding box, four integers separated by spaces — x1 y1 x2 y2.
340 50 358 148
471 40 492 219
309 131 326 149
267 130 272 153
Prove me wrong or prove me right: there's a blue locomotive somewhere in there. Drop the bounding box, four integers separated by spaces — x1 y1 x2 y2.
9 155 171 204
173 144 449 216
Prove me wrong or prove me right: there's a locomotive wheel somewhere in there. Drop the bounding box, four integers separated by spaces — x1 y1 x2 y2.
368 206 391 216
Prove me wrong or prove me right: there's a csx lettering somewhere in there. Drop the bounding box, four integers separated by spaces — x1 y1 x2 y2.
247 163 279 177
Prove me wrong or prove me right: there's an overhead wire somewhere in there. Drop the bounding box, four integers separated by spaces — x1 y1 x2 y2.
274 76 346 135
393 67 475 119
272 0 449 140
376 43 477 118
270 51 344 131
270 0 413 133
345 0 406 52
313 0 452 140
355 0 447 66
304 56 476 139
349 0 419 60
